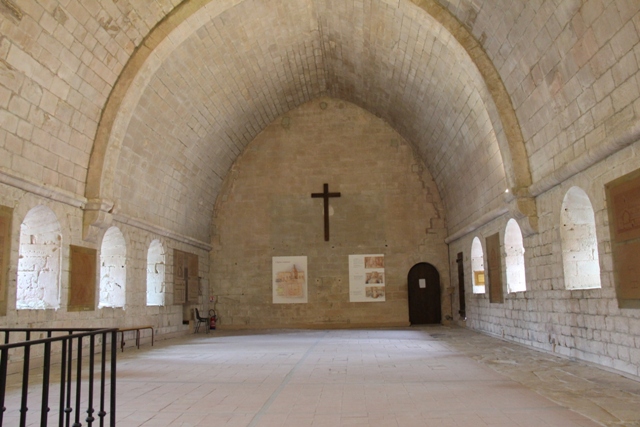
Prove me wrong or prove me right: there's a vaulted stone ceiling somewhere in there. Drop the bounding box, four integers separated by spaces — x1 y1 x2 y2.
90 0 522 242
4 0 634 247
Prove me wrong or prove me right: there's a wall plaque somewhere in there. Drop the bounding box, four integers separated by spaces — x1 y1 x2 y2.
173 249 186 304
187 252 199 303
68 245 96 311
0 206 12 315
486 233 503 304
174 249 198 304
606 169 640 308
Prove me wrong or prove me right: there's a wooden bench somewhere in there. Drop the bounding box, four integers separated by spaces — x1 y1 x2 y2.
118 326 154 352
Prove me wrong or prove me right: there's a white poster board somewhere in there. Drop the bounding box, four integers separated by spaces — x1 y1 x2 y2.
272 256 308 304
349 254 385 302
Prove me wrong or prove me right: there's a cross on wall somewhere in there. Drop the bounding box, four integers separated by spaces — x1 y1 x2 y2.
311 183 341 241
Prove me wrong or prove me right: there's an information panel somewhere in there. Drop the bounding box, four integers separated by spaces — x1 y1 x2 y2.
349 254 385 302
272 256 308 304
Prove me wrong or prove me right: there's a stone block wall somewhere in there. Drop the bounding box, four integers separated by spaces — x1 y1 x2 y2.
0 0 174 195
442 0 640 185
1 0 640 378
0 182 206 339
450 141 640 377
211 98 450 328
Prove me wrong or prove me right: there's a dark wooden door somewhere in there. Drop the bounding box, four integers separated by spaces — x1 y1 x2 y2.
407 263 441 324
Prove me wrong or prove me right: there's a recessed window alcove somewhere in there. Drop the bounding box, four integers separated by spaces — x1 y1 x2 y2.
471 237 485 294
560 187 601 290
505 219 526 293
146 240 166 306
17 205 62 310
99 226 127 308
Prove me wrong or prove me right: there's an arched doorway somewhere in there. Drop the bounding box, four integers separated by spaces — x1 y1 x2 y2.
407 262 441 325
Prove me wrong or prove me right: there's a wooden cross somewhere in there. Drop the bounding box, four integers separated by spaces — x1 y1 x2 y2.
311 183 341 241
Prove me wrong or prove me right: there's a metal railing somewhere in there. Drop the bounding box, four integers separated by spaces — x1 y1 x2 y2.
0 328 118 427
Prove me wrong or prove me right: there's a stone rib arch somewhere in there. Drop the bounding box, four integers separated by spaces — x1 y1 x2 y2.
84 0 242 242
409 0 531 189
84 0 535 241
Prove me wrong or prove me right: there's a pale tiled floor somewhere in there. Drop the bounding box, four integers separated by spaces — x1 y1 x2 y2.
7 326 640 426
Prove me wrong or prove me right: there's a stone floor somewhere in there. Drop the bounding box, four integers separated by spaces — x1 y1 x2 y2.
6 326 640 426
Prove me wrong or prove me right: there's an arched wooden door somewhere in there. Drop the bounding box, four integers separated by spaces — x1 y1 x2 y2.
407 262 441 324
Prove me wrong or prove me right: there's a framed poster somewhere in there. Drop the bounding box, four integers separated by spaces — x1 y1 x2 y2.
68 245 96 311
272 256 307 304
349 254 385 302
606 169 640 308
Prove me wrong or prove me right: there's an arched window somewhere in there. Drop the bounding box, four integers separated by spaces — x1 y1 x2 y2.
146 240 165 306
471 237 485 294
99 226 126 308
505 219 526 293
17 205 61 309
561 187 601 290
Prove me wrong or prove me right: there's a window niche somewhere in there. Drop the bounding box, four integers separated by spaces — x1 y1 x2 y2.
99 226 126 308
17 205 62 310
471 237 485 294
560 187 601 290
146 240 166 306
505 219 526 293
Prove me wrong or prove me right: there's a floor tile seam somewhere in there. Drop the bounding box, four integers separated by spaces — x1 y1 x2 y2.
264 405 581 414
267 380 533 387
424 330 620 426
115 378 527 385
246 330 328 427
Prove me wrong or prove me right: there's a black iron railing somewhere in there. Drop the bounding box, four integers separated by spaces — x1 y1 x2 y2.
0 328 117 427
